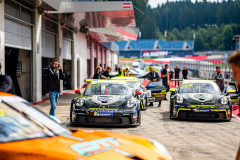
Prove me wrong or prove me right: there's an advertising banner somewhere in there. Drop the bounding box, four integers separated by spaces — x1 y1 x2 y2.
142 50 173 57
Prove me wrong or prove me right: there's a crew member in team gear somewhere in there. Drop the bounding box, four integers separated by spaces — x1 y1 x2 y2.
93 67 107 79
139 66 161 107
215 66 224 92
101 66 118 78
174 65 181 86
227 50 240 160
43 59 64 116
119 67 129 76
161 64 171 101
169 68 174 80
182 66 188 79
115 65 121 72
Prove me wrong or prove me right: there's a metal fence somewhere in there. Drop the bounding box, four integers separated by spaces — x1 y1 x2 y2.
169 58 232 79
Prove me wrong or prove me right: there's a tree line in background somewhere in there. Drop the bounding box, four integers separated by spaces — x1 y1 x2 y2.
139 0 240 51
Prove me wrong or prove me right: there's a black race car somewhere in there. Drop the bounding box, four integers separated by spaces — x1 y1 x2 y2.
169 80 232 121
70 81 141 126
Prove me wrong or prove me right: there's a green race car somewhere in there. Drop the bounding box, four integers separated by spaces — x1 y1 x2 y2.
169 80 232 121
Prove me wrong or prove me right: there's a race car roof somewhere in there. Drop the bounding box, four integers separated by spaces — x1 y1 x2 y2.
90 80 128 84
183 80 215 83
86 78 139 83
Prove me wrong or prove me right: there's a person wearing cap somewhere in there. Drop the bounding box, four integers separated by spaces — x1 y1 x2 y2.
101 66 118 79
119 67 129 76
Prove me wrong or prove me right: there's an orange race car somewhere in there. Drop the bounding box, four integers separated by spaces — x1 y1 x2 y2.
0 92 173 160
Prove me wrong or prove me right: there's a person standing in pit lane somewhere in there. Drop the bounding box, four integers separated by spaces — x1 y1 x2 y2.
0 62 13 94
93 67 107 79
227 50 240 160
119 67 129 76
161 64 171 101
174 65 181 86
139 66 161 107
101 66 119 78
169 68 174 80
42 59 64 116
182 66 188 79
215 66 224 92
115 65 121 72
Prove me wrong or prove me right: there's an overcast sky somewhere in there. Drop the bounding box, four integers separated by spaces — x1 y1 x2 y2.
148 0 222 8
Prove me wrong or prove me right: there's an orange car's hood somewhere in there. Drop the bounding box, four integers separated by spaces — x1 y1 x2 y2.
0 129 172 160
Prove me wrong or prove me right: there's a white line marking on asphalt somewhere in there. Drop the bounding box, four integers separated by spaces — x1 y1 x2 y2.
233 114 240 121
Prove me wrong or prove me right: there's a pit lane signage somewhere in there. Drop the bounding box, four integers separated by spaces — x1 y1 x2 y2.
142 50 172 57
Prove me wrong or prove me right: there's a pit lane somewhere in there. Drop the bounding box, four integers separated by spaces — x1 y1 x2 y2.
64 92 240 160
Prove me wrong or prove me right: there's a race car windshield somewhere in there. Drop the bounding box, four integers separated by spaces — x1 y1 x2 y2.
127 82 140 90
179 83 221 94
0 101 71 143
84 83 131 96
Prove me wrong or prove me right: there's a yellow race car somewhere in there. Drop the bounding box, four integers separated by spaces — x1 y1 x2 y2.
0 92 173 160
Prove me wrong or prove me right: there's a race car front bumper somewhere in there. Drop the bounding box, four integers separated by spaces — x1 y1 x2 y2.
173 108 231 120
72 109 139 126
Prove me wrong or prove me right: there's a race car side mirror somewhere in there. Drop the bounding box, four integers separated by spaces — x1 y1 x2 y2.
135 91 142 95
75 89 81 95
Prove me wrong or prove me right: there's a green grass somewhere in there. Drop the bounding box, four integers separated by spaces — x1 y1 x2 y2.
146 67 160 72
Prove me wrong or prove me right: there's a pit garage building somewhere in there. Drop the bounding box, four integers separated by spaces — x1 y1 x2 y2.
0 0 147 102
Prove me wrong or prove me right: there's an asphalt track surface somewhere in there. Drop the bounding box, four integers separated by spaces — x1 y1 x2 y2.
65 92 240 160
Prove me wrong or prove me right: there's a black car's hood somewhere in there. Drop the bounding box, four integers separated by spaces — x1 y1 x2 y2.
76 95 131 109
179 93 224 105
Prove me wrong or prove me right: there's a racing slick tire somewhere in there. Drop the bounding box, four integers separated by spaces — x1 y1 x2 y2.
137 111 141 126
169 102 175 120
140 99 148 110
70 105 74 125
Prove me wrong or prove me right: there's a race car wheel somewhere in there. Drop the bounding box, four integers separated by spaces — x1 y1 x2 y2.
145 98 148 110
70 105 73 125
137 111 141 126
169 103 174 120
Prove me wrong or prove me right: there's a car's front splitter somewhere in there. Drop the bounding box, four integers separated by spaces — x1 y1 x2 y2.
173 108 231 120
72 108 139 126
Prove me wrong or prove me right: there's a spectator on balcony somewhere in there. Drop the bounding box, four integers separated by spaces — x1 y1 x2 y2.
182 66 188 79
215 66 224 92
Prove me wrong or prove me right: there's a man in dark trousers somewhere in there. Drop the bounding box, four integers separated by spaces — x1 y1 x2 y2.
174 65 181 86
161 64 171 101
43 59 64 116
215 66 224 92
182 66 188 79
139 66 161 107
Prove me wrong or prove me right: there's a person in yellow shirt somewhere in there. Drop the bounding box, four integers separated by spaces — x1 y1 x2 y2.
119 67 129 76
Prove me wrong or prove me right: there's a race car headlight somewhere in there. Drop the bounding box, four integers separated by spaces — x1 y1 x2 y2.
176 96 183 103
148 138 173 159
126 99 135 108
221 97 228 105
76 99 84 106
